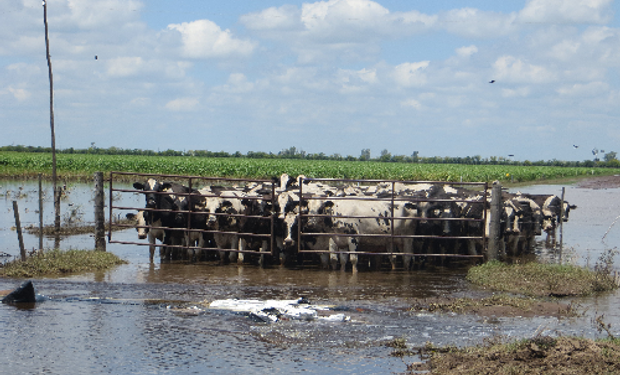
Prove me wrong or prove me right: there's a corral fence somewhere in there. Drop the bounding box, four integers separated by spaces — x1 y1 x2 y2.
105 172 498 267
108 172 277 260
296 178 489 263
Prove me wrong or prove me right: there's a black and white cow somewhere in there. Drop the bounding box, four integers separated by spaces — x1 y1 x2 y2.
133 210 164 262
519 193 577 246
201 189 247 264
133 178 209 261
301 198 418 272
133 179 187 261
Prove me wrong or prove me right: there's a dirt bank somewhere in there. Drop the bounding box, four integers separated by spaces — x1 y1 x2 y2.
408 336 620 375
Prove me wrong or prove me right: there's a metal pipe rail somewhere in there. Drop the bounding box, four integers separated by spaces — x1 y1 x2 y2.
107 172 490 265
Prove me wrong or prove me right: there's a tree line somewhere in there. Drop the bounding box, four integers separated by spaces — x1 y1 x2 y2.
2 144 619 168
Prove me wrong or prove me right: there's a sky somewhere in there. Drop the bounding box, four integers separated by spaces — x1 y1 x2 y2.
1 0 620 161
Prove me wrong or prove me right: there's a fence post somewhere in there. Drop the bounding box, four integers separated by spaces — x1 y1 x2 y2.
13 201 26 261
38 174 44 251
487 181 502 261
94 172 106 251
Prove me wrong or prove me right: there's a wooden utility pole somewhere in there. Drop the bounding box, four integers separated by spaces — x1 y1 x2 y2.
43 0 60 234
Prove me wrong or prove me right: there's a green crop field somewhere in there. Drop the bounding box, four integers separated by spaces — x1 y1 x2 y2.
1 151 618 184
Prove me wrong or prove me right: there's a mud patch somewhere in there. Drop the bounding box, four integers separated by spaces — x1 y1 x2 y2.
576 175 620 189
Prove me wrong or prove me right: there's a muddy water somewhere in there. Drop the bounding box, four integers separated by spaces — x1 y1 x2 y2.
0 180 619 375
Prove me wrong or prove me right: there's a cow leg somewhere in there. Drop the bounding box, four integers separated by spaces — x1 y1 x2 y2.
214 234 228 265
184 232 194 262
348 238 358 274
148 232 157 263
258 239 269 268
401 238 414 271
328 238 340 270
236 237 245 265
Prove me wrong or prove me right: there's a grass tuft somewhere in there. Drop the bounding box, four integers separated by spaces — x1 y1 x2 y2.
0 249 127 278
466 260 618 297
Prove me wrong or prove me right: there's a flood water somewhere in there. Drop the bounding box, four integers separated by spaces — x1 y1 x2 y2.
0 179 619 374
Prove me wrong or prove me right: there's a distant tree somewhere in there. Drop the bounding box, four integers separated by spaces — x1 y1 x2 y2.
360 148 371 161
379 149 392 162
604 151 617 162
411 151 419 163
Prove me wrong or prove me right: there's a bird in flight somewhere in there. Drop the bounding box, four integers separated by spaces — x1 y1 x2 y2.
572 145 579 148
489 80 495 83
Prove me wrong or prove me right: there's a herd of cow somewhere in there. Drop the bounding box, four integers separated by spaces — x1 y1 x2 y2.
127 174 576 272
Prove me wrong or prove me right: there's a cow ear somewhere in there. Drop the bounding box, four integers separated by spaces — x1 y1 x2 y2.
319 201 334 214
569 204 577 209
404 202 416 210
161 182 173 190
133 182 144 190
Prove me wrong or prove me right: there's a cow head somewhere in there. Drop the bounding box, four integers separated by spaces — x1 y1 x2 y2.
282 211 299 247
276 190 300 220
133 179 174 210
134 210 149 239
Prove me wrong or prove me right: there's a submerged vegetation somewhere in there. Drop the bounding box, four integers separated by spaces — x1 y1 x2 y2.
2 150 619 184
0 249 127 278
466 260 619 297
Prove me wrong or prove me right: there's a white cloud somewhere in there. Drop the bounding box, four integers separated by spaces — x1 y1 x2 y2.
456 45 478 58
167 20 256 59
519 0 612 24
557 81 609 96
106 57 144 77
165 97 199 111
7 87 30 101
502 87 531 98
53 0 143 29
240 0 436 52
493 55 555 83
439 8 518 38
240 5 301 31
401 98 422 109
393 61 429 87
216 73 255 93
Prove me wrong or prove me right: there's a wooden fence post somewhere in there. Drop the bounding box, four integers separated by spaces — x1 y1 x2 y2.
486 181 502 261
94 172 106 251
13 201 26 261
38 174 44 251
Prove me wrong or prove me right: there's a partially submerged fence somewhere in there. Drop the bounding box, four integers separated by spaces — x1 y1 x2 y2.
106 172 494 266
296 178 489 261
108 172 276 259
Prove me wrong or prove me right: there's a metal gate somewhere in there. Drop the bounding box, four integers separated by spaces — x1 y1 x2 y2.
108 172 488 265
295 178 488 261
108 172 277 260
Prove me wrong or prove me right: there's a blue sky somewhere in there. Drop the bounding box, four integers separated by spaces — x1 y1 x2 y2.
2 0 620 161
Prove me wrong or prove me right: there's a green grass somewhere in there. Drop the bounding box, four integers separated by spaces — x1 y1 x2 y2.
0 249 127 278
466 260 618 297
2 151 619 183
